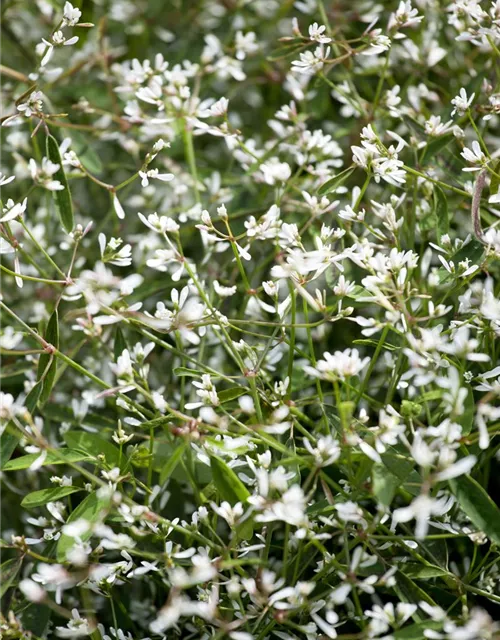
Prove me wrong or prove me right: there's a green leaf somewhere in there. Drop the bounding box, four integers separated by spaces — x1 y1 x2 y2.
63 430 122 468
114 327 128 362
434 185 449 242
3 448 89 471
394 621 442 639
0 558 22 597
0 383 42 469
56 491 111 561
70 130 103 174
21 486 81 509
353 338 398 351
218 387 247 404
318 166 355 196
160 441 188 484
489 158 500 199
36 310 59 406
174 367 204 377
46 134 74 233
20 604 51 637
402 564 450 579
396 570 437 607
210 455 250 505
421 133 454 164
449 474 500 545
268 40 306 61
372 463 399 506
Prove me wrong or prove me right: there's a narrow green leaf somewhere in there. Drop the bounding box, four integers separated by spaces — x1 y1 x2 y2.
0 558 22 597
403 564 450 579
218 387 247 404
174 367 204 377
421 133 454 164
56 491 111 561
268 41 307 61
160 441 187 484
318 166 355 196
210 455 250 505
114 327 128 362
70 130 103 174
396 570 437 607
20 603 51 636
394 621 442 639
489 158 500 199
46 134 74 232
21 486 81 509
434 185 449 242
36 310 59 406
3 449 89 471
63 430 122 468
353 339 398 351
449 475 500 545
372 463 399 506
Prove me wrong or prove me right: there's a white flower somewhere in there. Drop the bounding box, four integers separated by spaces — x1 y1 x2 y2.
63 1 82 26
451 88 475 116
304 435 341 466
56 609 92 638
112 193 125 219
308 22 331 43
259 159 292 185
0 172 15 186
0 198 27 222
292 45 330 74
461 141 487 171
211 501 244 526
138 211 179 233
138 168 174 187
305 348 370 381
210 97 229 116
392 493 454 539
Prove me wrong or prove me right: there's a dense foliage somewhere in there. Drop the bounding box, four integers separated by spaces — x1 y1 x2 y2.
1 0 500 638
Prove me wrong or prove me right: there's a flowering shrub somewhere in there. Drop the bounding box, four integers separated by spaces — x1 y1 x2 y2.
2 0 500 638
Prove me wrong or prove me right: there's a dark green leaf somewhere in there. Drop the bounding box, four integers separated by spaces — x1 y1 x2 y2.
21 486 81 509
449 474 500 545
20 604 51 637
421 133 454 164
70 130 103 174
114 327 128 362
160 441 187 484
318 166 355 196
218 387 247 404
174 367 204 377
3 448 89 471
46 134 74 233
63 430 122 468
210 455 250 505
0 558 22 597
489 158 500 199
372 463 399 506
396 570 437 607
56 491 111 561
402 563 450 579
394 621 442 639
36 310 59 406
